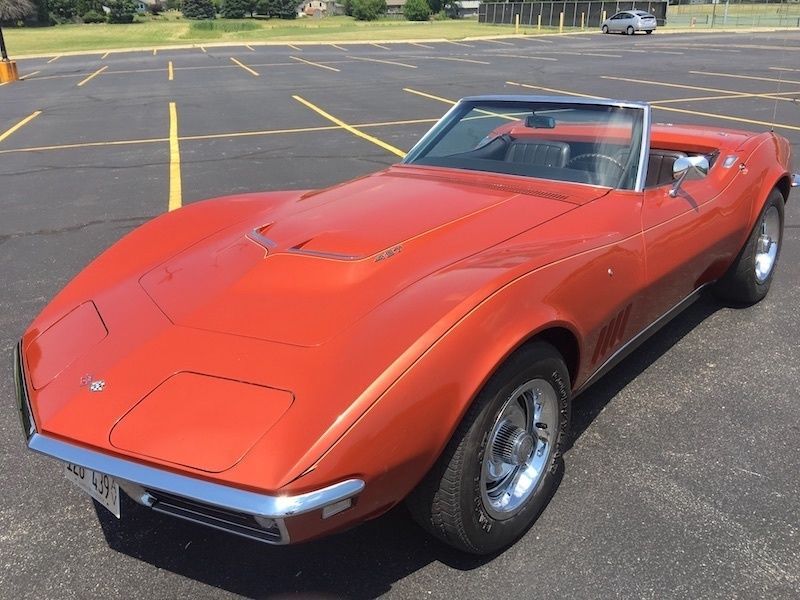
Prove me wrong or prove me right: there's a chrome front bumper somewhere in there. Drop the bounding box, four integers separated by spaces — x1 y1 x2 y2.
15 343 364 545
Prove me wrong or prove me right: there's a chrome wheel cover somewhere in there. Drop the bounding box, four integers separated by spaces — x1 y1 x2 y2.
755 205 780 283
480 379 559 520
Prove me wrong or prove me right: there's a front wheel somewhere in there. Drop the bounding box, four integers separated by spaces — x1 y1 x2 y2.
714 188 785 304
602 25 609 34
407 342 570 554
626 25 635 35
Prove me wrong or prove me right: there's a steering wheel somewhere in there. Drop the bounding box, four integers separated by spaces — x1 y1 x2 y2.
565 153 625 175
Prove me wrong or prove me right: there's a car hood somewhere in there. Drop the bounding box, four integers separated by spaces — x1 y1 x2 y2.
139 166 591 346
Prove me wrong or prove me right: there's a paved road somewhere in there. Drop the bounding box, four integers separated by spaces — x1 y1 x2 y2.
1 29 799 600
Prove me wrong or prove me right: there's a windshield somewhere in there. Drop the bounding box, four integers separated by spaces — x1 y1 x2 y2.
404 99 647 190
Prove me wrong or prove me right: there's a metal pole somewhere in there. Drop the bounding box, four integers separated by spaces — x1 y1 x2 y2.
0 27 9 62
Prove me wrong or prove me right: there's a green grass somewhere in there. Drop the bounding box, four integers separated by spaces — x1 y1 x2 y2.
3 15 554 56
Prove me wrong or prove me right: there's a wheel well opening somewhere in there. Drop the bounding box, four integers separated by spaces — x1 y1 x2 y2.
527 327 580 387
776 176 791 203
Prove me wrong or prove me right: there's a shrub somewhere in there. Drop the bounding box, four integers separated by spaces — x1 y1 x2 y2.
148 0 164 14
106 0 135 22
181 0 215 19
350 0 384 21
164 0 179 8
81 8 104 21
403 0 429 21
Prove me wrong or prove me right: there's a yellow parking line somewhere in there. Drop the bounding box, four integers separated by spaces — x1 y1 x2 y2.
0 137 166 155
507 80 800 133
153 48 157 56
19 71 41 80
230 57 260 76
371 43 390 50
434 56 490 65
350 56 416 69
168 102 182 212
290 56 340 72
200 46 207 53
47 55 61 64
505 80 605 99
288 44 301 51
403 87 456 106
293 95 406 158
101 51 110 59
245 44 255 51
0 117 442 156
330 43 349 52
600 75 791 100
403 88 519 121
770 66 800 73
168 61 174 81
0 111 42 144
0 81 8 87
482 39 514 46
410 42 434 49
444 40 474 47
77 65 107 87
492 54 557 61
521 37 553 44
689 70 800 86
652 90 799 104
654 104 800 133
649 50 683 55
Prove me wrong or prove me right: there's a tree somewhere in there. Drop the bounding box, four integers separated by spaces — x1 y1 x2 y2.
265 0 294 19
220 0 247 17
75 0 101 15
181 0 215 19
349 0 384 21
403 0 429 21
425 0 440 13
47 0 77 20
0 0 36 60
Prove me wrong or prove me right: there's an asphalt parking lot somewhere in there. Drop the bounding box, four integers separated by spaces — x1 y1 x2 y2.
2 29 799 599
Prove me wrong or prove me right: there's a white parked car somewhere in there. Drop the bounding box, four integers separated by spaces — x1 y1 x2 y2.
601 10 657 35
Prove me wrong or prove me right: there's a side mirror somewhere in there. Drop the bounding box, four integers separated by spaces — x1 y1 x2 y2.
670 155 709 197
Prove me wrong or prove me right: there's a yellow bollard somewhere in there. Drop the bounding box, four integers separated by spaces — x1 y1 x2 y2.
581 12 585 30
537 14 542 31
515 13 520 34
0 61 19 83
602 10 607 23
559 12 564 33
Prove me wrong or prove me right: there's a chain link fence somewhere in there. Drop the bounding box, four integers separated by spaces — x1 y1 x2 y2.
478 0 800 29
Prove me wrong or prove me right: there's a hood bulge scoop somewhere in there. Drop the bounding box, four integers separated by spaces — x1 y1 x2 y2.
140 171 577 346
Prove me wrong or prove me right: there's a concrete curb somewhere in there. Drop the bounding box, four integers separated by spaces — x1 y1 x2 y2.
12 26 799 61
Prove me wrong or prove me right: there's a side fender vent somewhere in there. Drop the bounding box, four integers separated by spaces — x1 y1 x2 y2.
591 304 633 365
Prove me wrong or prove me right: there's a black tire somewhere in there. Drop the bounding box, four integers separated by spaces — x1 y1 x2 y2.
407 342 571 555
602 25 609 34
714 188 785 305
626 25 635 35
646 29 653 34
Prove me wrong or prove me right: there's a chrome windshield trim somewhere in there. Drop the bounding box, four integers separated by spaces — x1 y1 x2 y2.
28 433 364 519
14 342 36 441
403 95 652 191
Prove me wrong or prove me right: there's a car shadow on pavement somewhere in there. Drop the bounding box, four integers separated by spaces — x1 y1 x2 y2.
94 293 722 599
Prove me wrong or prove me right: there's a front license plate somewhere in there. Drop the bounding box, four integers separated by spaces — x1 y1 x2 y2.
64 463 121 518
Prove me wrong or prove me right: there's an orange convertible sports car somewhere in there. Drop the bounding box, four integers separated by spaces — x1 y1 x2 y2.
15 96 798 554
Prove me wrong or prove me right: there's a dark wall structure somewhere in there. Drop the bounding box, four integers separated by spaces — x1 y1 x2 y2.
479 1 669 27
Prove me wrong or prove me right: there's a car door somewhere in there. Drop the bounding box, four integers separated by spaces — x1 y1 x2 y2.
640 164 751 321
608 13 623 32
